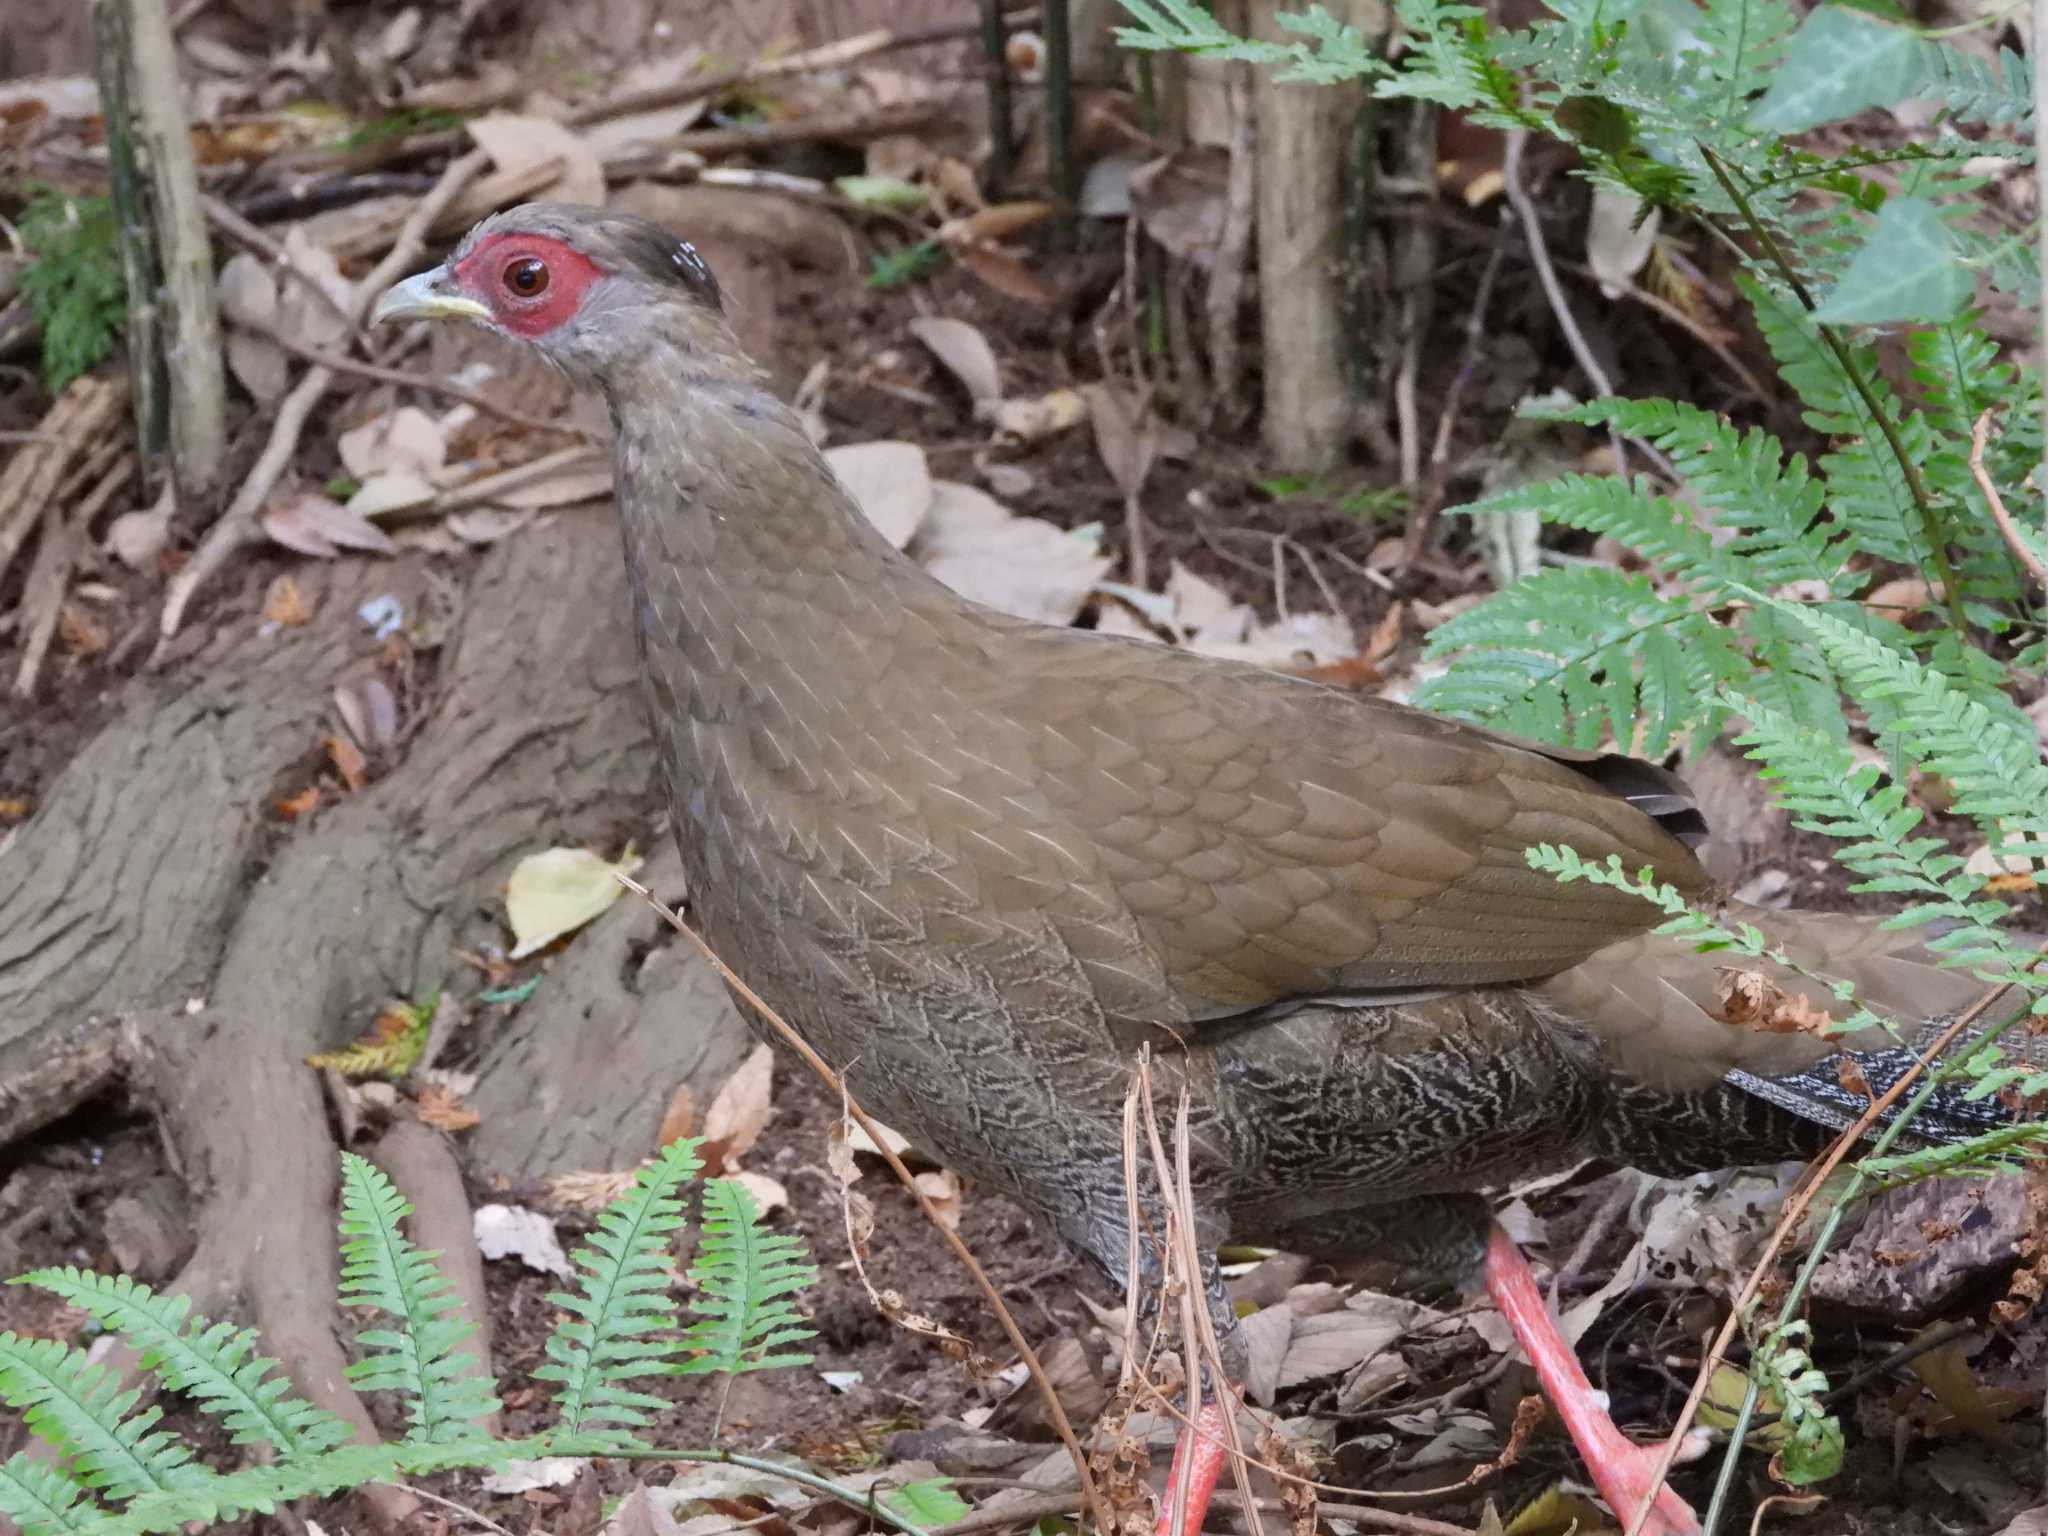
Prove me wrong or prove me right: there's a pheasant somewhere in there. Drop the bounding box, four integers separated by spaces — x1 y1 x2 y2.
376 204 2005 1535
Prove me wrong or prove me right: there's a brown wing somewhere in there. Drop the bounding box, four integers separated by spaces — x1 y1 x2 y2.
953 623 1710 1021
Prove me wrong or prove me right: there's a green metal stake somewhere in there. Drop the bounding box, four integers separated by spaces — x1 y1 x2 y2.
1044 0 1075 217
981 0 1013 197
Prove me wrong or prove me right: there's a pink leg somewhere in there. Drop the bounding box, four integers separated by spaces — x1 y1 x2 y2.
1485 1225 1702 1535
1156 1395 1232 1536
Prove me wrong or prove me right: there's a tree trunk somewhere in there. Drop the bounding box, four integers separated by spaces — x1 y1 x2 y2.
1249 0 1385 472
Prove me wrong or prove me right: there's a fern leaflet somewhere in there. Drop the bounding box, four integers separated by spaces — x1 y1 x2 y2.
336 1152 501 1442
675 1179 820 1377
15 1269 350 1459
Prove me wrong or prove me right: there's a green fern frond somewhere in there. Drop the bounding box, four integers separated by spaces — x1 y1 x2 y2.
1767 599 2048 853
674 1179 819 1377
1378 0 1496 107
1117 0 1407 87
336 1152 501 1443
18 192 126 394
1543 398 1849 594
0 1335 203 1501
92 1437 543 1536
0 1452 97 1536
15 1269 350 1459
535 1137 703 1435
1419 563 1743 753
1861 1121 2048 1187
1727 680 2036 985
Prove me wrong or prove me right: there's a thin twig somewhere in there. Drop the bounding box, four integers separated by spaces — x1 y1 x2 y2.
1405 218 1506 564
158 150 490 644
1816 1319 1976 1409
1500 130 1627 479
382 1481 521 1536
202 195 364 344
615 875 1105 1531
1624 964 2039 1536
928 1489 1478 1536
1970 407 2046 593
244 321 597 441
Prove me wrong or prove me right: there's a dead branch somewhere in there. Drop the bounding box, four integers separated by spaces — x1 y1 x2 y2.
16 454 133 697
116 0 226 496
0 374 129 593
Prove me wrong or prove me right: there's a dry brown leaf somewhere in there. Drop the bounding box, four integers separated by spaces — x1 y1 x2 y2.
416 1082 482 1132
698 1043 774 1173
657 1082 697 1147
1867 575 1937 618
326 734 369 794
1083 383 1158 500
943 201 1055 244
261 491 397 559
951 241 1056 307
1909 1338 2034 1436
1128 149 1228 267
1714 968 1833 1034
0 798 33 822
263 574 313 627
274 785 322 821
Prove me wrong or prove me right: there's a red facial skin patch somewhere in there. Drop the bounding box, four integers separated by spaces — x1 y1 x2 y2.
452 232 607 339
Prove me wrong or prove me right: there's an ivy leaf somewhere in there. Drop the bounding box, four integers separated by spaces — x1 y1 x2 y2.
1812 197 1970 325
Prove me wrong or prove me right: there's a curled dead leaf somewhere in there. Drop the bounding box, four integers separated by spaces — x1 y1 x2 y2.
1715 968 1833 1035
263 574 313 627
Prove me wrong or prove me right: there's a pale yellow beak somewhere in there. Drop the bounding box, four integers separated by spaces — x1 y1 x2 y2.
370 265 490 326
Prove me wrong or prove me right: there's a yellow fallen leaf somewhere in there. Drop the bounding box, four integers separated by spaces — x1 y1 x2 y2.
506 844 644 958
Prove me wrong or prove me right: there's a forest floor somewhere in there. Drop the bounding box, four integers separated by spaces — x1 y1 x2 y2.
2 2 2046 1535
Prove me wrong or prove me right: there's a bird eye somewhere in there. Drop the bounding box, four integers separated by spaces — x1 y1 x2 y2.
503 257 549 298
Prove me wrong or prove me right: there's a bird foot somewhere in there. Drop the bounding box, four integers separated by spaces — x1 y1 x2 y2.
1156 1395 1234 1536
1568 1425 1704 1536
1484 1224 1702 1536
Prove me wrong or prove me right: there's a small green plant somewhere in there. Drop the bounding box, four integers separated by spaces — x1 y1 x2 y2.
0 1140 952 1536
329 108 467 151
18 191 127 394
868 241 949 290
